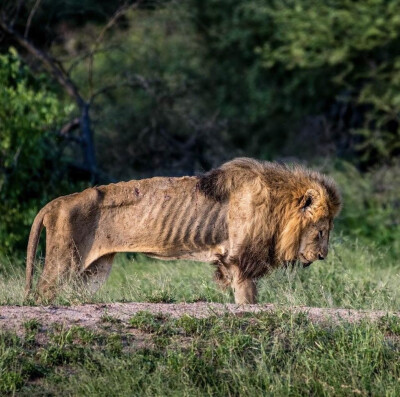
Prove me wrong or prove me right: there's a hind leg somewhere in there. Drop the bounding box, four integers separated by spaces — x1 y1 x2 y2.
82 253 115 294
35 243 79 303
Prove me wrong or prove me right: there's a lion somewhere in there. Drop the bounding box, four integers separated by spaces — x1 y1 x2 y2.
26 157 341 304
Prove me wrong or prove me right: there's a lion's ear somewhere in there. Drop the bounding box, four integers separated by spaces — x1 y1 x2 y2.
299 189 319 214
198 169 230 202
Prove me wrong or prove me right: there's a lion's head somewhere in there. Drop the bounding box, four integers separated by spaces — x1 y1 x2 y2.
298 217 331 267
274 169 341 267
199 158 341 274
293 189 337 267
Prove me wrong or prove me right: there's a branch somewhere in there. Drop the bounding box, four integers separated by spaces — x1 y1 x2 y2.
59 117 80 136
94 2 134 46
90 82 130 103
88 1 142 97
9 0 25 26
89 73 154 104
66 44 124 74
24 0 41 38
0 17 85 107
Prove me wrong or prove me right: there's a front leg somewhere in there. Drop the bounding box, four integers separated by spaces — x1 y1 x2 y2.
230 265 257 304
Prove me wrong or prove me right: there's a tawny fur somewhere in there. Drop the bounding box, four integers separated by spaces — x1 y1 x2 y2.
26 157 341 304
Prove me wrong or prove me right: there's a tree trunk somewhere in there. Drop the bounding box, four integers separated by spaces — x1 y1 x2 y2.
80 103 97 184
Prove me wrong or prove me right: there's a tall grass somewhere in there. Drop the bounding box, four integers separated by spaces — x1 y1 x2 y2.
1 238 399 311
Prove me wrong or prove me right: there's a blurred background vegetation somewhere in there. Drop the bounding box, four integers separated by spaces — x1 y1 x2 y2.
0 0 399 263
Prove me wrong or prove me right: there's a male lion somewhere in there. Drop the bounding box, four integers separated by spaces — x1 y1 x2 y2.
26 158 341 304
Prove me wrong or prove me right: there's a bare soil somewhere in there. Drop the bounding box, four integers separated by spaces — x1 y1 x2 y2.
1 302 399 335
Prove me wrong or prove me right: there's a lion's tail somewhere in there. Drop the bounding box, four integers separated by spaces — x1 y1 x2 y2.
25 207 46 299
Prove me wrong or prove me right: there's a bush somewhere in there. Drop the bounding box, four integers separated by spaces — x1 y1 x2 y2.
194 0 400 165
0 48 75 259
68 3 231 179
331 161 400 256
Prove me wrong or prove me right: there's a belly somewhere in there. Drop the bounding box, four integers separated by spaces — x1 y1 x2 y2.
143 242 228 263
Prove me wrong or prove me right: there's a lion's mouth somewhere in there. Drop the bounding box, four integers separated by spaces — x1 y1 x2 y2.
283 257 312 269
299 253 313 267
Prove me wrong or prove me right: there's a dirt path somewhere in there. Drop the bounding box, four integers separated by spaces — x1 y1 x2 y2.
1 302 399 335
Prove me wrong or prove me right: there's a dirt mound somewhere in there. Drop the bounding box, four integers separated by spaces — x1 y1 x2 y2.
1 302 399 335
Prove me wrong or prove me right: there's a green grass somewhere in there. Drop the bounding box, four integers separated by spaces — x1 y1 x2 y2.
1 238 399 395
1 311 400 396
1 237 399 310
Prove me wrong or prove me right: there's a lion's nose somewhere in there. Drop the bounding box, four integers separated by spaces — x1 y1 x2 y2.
318 253 325 260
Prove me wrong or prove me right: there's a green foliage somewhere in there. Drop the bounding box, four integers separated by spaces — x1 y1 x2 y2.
0 49 75 259
194 0 400 163
66 3 229 179
332 161 400 255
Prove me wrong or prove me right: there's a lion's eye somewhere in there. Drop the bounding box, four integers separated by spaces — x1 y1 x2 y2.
318 230 323 239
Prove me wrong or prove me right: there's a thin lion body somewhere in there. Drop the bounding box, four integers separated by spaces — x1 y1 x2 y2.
26 158 341 304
